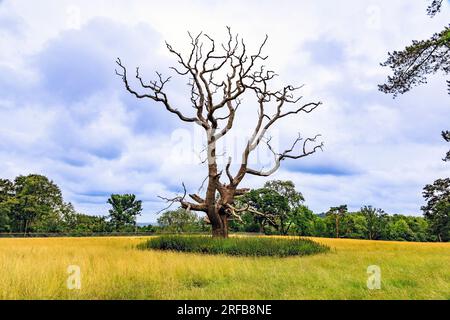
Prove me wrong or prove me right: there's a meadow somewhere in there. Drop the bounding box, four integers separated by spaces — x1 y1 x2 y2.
0 236 449 300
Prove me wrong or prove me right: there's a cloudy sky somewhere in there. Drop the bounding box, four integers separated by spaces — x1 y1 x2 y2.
0 0 449 222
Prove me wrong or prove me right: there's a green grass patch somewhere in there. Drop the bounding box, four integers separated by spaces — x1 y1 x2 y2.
139 235 330 257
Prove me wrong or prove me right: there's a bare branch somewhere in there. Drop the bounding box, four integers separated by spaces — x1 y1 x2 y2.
157 183 207 213
246 134 324 177
189 194 205 204
225 157 234 184
116 58 199 124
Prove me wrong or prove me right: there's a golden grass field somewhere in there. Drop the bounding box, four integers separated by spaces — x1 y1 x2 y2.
0 236 449 300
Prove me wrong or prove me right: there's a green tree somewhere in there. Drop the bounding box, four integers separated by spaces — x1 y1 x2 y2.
238 180 304 235
380 1 449 243
107 194 143 231
290 205 316 236
360 206 387 240
63 210 110 234
157 208 204 233
0 179 14 232
380 1 449 160
0 208 10 232
238 188 289 234
228 211 261 233
422 179 450 241
380 27 450 97
405 216 430 242
0 179 14 202
340 213 367 239
264 180 304 209
264 180 304 234
312 217 328 238
389 217 415 241
8 175 67 233
326 205 348 238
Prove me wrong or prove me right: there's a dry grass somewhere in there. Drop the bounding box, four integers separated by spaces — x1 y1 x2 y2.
0 236 449 300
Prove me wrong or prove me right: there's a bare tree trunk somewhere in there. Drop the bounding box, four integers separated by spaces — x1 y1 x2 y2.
335 216 339 239
24 220 28 236
259 223 264 234
211 213 228 238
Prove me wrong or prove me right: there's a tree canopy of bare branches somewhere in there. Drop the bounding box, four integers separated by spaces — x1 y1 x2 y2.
116 27 322 237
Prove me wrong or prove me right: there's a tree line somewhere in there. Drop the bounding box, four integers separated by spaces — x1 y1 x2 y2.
1 175 448 241
159 180 449 242
0 175 144 235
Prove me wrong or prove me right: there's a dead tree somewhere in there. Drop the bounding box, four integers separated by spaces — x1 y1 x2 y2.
116 28 323 238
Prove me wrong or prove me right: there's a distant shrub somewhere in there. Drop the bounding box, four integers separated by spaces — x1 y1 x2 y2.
139 235 329 257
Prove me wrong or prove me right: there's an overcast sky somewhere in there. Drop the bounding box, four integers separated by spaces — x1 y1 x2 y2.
0 0 449 221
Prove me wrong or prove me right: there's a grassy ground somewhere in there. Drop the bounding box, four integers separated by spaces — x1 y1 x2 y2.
0 236 449 300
